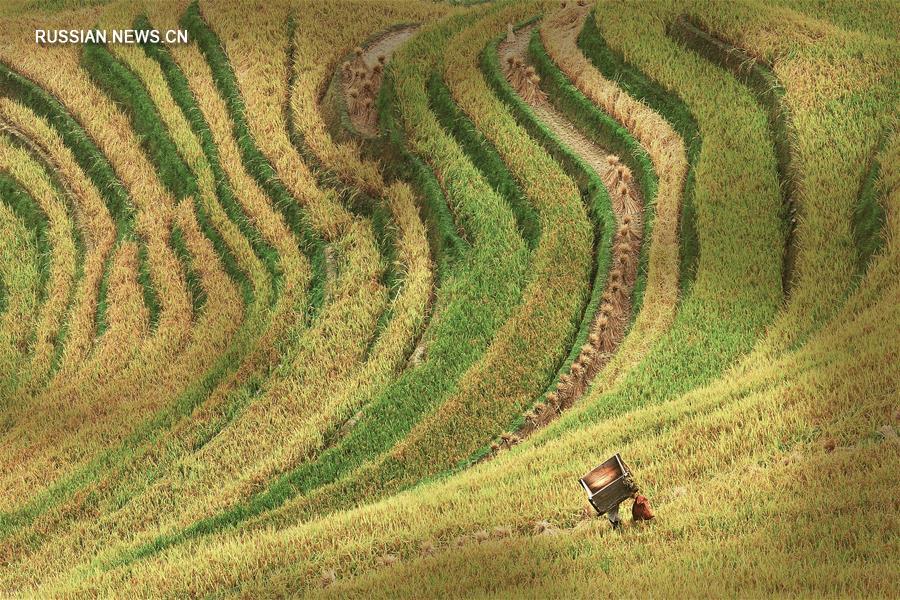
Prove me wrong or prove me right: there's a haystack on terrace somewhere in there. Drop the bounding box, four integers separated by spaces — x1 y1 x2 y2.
35 29 189 45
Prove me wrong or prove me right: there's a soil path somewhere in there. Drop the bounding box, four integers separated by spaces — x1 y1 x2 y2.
342 26 418 136
493 22 644 449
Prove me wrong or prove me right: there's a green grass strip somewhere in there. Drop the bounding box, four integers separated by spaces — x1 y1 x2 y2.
0 173 50 304
0 170 53 394
427 72 541 248
527 27 656 322
0 63 157 333
135 16 280 306
376 70 468 279
169 225 206 314
181 1 325 318
578 10 700 292
852 131 889 279
109 15 530 567
669 14 796 296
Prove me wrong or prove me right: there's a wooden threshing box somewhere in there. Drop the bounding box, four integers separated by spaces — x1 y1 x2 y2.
580 454 637 515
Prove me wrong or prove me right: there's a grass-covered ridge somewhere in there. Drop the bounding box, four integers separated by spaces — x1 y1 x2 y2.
0 63 157 334
577 8 700 292
180 0 327 317
0 0 896 596
668 14 796 296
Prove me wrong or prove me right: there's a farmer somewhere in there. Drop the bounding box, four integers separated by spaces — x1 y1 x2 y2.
606 493 654 529
607 503 623 529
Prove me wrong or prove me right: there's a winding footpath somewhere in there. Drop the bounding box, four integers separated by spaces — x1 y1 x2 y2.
494 21 645 446
342 26 418 136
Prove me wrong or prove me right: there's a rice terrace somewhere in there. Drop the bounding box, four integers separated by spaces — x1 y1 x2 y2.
0 0 897 596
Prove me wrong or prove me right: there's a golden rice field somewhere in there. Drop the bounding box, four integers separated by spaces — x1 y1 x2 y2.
0 0 897 597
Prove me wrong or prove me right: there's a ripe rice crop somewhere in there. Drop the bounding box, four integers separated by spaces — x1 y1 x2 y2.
0 139 80 392
0 99 116 373
0 175 42 399
545 6 693 385
0 0 896 597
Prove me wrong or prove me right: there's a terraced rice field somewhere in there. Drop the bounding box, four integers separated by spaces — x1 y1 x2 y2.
0 0 897 597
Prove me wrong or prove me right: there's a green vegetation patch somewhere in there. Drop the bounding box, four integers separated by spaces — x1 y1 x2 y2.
0 173 51 305
669 14 796 296
0 63 158 333
526 26 656 321
181 1 326 319
578 10 701 292
852 132 890 279
376 70 469 278
169 225 206 315
427 72 541 248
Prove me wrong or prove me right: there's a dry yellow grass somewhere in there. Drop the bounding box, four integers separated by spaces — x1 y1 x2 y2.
0 5 274 568
0 0 895 596
163 40 310 314
539 4 687 391
0 137 77 390
108 16 262 308
92 241 150 372
0 0 439 580
105 0 387 521
0 186 40 396
0 13 176 371
202 0 353 240
0 99 115 374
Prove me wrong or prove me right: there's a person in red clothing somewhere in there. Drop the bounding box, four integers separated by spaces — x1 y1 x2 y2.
605 493 654 529
632 494 655 522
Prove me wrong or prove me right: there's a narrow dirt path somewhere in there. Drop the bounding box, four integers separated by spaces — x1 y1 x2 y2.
492 22 645 450
341 26 418 136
